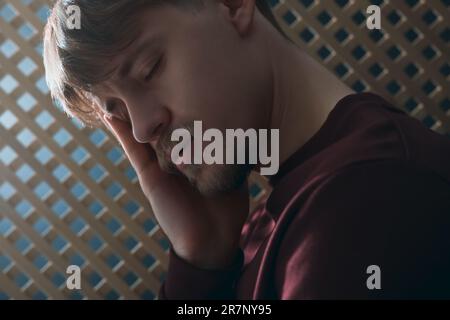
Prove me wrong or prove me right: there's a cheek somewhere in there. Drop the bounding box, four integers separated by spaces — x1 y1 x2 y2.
162 21 262 128
169 53 257 129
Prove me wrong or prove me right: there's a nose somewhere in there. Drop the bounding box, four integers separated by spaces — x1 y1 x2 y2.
123 93 171 144
132 108 170 144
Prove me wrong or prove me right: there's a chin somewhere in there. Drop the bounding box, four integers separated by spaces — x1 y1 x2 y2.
185 163 253 196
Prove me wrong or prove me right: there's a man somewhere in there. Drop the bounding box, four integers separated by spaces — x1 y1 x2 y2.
43 0 450 299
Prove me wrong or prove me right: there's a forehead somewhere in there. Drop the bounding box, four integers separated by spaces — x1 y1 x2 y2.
88 5 201 97
90 33 163 93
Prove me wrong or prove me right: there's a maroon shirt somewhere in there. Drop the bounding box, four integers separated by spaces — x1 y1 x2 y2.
159 92 450 299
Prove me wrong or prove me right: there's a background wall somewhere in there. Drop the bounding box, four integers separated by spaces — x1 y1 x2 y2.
0 0 448 299
273 0 449 134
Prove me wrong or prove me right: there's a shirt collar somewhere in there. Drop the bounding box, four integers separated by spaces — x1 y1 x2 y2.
264 92 367 220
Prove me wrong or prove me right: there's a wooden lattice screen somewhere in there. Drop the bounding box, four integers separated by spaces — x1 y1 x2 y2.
0 0 448 300
274 0 449 134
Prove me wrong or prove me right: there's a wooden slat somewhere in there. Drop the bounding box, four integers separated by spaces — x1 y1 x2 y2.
0 0 448 300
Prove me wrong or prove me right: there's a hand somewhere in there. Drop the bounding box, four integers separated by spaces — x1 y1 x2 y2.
101 114 249 269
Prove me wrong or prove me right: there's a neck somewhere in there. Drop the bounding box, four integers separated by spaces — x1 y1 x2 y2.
266 34 354 167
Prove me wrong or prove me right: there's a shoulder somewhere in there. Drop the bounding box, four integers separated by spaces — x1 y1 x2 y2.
310 93 412 180
275 159 450 298
333 92 407 118
285 158 449 231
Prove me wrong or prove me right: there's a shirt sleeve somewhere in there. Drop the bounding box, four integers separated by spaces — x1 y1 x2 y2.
274 160 450 299
158 247 245 300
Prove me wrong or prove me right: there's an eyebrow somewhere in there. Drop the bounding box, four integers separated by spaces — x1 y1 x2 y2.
115 35 161 79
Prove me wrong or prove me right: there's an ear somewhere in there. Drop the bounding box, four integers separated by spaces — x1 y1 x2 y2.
220 0 256 36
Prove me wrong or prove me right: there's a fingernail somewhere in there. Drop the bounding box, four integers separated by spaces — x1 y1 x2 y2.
103 113 113 122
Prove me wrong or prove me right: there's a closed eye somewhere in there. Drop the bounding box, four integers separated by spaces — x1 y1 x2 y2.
145 55 163 81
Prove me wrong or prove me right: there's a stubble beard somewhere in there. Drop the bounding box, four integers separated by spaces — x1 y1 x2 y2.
154 122 253 196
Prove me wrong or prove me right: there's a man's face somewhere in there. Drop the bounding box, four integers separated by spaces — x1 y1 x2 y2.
94 3 272 195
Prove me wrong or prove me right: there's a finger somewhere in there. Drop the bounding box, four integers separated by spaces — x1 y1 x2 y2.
99 113 120 143
102 114 133 147
102 114 158 173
